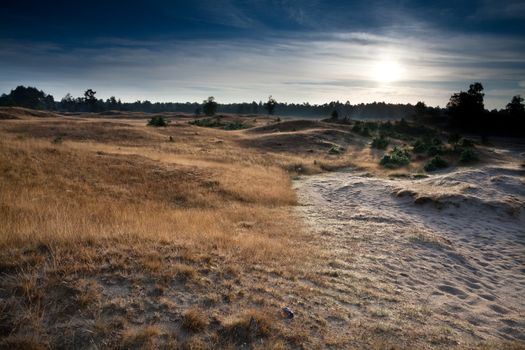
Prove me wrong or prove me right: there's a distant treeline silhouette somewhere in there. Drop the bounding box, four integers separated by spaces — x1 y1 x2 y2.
0 86 415 119
0 83 523 136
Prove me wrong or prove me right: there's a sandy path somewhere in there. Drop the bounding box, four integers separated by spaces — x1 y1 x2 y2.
294 164 525 345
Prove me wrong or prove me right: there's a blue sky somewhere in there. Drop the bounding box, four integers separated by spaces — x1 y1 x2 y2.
1 0 524 109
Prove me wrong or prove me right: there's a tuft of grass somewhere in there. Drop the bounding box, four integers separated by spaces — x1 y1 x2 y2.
220 309 276 345
181 308 209 332
122 325 161 348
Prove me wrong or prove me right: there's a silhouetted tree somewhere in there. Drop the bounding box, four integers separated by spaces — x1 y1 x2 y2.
330 109 339 120
447 82 485 129
506 95 524 116
415 101 426 117
203 96 217 116
265 95 277 115
0 85 53 109
84 89 97 112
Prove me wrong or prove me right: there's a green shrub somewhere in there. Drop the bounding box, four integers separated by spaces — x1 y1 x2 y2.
426 144 443 157
371 136 389 149
147 116 167 127
412 139 428 153
352 122 371 137
459 148 479 163
447 133 461 145
189 117 221 128
380 147 411 168
424 156 448 172
222 121 248 130
458 138 475 148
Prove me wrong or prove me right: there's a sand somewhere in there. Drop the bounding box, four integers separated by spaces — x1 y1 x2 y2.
294 161 525 344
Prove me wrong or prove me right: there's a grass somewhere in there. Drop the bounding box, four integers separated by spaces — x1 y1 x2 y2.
0 112 315 348
181 308 208 332
0 109 515 349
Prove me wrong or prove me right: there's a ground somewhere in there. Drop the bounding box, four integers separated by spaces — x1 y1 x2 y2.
0 107 523 349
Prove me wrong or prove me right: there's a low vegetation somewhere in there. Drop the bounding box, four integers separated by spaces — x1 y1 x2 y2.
380 147 411 168
189 116 250 130
147 115 168 127
424 155 449 172
371 134 389 149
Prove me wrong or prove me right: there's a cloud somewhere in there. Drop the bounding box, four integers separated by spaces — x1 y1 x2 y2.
1 23 524 109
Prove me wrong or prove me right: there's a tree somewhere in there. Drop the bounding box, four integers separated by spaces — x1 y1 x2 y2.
446 82 485 129
264 95 277 115
415 101 426 117
203 96 217 116
506 95 524 116
330 109 339 120
84 89 97 112
0 85 52 109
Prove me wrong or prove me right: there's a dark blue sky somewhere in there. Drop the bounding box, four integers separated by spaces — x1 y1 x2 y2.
1 0 524 108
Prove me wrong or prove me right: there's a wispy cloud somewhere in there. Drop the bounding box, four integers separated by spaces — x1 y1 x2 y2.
1 22 524 108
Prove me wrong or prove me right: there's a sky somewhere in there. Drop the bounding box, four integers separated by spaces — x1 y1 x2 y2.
1 0 524 109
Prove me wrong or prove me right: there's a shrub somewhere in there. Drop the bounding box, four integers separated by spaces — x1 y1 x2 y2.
426 144 443 157
447 133 461 145
412 139 428 153
458 138 475 148
147 116 167 127
424 156 448 172
380 147 411 168
189 117 221 128
371 136 389 149
459 148 479 163
223 121 247 130
352 122 371 137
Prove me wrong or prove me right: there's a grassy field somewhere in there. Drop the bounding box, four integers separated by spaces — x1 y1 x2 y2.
0 108 522 349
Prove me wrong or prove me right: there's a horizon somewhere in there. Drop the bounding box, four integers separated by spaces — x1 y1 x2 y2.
1 1 525 110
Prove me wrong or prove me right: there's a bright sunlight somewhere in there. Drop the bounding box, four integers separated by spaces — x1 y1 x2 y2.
372 59 405 83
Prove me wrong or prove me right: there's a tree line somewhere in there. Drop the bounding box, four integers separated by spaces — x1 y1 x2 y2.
0 85 416 119
0 83 523 136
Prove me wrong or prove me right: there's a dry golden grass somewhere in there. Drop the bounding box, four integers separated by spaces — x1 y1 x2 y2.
181 308 209 332
1 109 519 349
0 110 319 348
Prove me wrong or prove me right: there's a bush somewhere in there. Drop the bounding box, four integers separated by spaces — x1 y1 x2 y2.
458 138 475 148
147 116 167 127
448 133 461 145
426 144 443 157
380 147 411 168
424 156 448 172
459 148 479 163
412 139 427 153
371 136 389 149
223 121 247 130
352 122 371 137
189 117 221 128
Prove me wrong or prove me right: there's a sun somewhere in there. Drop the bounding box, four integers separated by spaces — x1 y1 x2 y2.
372 59 405 83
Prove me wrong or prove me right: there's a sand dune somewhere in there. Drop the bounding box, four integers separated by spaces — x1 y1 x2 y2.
294 161 525 344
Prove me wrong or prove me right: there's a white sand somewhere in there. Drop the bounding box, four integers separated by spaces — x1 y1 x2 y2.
294 163 525 343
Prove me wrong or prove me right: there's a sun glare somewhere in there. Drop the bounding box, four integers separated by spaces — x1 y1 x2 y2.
372 59 405 83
